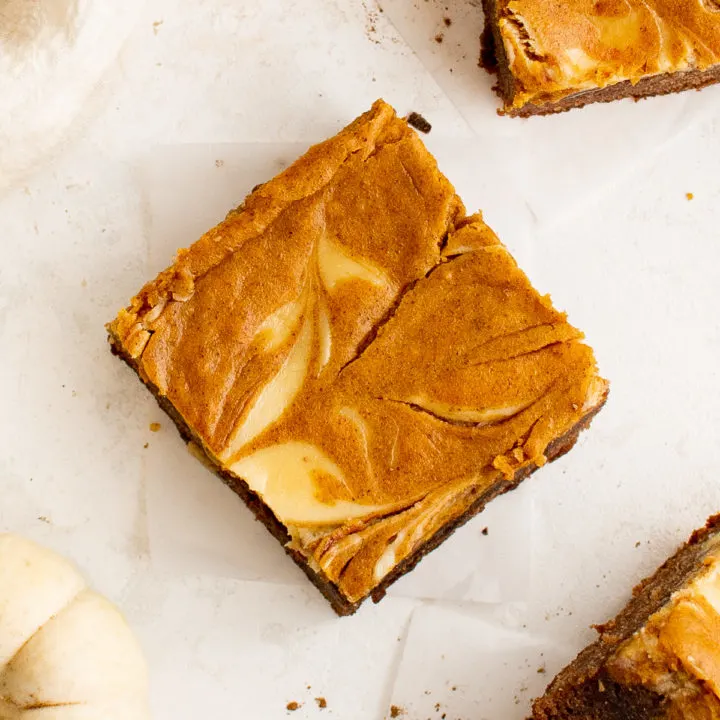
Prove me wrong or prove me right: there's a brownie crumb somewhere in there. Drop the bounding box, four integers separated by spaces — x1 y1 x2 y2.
363 0 382 44
286 701 300 712
482 527 489 536
443 16 452 26
407 112 432 134
686 192 694 200
434 33 444 44
537 666 546 674
149 422 162 432
143 442 149 449
315 697 327 709
390 705 404 718
635 541 641 548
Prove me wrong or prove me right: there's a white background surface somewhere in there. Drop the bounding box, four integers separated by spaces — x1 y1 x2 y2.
1 1 720 718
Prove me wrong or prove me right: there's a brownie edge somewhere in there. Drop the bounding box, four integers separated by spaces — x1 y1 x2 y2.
480 0 517 109
109 332 607 616
531 514 720 719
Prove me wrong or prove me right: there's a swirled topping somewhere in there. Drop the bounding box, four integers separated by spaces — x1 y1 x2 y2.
110 100 606 603
495 0 720 110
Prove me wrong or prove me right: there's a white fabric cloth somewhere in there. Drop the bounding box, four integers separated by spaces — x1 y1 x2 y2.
0 0 141 191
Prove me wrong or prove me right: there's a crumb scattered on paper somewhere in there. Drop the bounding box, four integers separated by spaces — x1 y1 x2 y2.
315 697 327 708
686 192 694 200
389 705 404 717
482 527 489 536
38 516 50 524
362 0 381 44
443 16 452 26
143 442 149 449
150 422 162 432
153 20 163 35
434 33 444 44
407 112 432 134
286 701 300 711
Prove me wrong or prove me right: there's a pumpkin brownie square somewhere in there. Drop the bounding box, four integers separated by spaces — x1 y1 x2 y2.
481 0 720 117
108 100 607 615
532 515 720 719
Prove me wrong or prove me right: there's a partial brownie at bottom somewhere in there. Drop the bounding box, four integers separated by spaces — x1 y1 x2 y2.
481 0 720 117
107 100 607 615
532 515 720 719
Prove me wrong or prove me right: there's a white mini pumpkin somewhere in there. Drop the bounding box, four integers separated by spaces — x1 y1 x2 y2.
0 534 150 719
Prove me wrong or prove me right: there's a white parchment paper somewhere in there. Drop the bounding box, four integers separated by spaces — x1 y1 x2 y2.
2 1 720 719
387 603 574 720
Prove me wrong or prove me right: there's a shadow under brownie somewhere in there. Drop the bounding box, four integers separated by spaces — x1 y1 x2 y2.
108 99 607 615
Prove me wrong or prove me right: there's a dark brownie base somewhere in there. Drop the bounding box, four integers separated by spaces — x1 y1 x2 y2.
110 334 607 616
531 514 720 719
481 0 720 118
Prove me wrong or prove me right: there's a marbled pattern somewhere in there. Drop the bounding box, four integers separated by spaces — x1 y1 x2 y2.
497 0 720 109
110 101 605 603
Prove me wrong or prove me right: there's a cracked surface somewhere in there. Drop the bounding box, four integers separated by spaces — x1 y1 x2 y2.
487 0 720 113
108 99 607 605
0 535 149 720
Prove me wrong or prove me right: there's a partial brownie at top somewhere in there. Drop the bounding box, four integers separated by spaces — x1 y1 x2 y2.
108 99 608 615
482 0 720 117
533 515 720 719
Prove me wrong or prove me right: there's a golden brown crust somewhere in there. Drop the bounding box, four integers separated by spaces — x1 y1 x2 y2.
108 100 607 605
488 0 720 112
108 100 462 360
